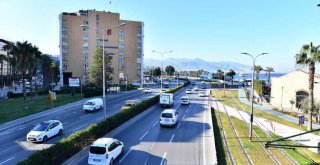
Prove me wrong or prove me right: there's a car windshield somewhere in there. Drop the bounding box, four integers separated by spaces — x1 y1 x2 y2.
181 98 188 101
161 113 173 118
90 146 106 154
32 123 49 131
124 103 134 106
84 102 94 105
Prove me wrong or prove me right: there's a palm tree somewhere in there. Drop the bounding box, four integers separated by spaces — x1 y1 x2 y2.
254 65 263 80
2 44 14 84
0 54 6 88
10 41 34 110
265 67 274 84
27 45 42 100
226 69 236 85
295 42 320 130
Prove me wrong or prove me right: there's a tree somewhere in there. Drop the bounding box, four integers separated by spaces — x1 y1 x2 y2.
153 67 161 77
165 65 175 76
41 55 53 90
254 65 263 80
226 69 236 85
0 54 6 87
216 69 224 80
295 42 320 130
265 67 274 83
10 41 35 110
27 45 42 101
89 48 113 88
289 99 295 110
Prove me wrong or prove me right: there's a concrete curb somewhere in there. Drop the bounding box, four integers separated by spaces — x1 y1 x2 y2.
62 103 159 165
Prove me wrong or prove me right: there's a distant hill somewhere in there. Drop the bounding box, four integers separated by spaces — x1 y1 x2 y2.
144 58 252 72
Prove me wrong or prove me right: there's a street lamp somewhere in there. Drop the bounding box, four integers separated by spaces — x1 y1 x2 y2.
224 64 229 97
152 50 173 91
81 23 126 120
241 52 268 142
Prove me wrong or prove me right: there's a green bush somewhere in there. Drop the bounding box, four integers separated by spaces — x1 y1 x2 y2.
17 82 188 165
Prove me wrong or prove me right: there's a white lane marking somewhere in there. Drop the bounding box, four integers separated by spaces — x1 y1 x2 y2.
202 105 207 165
160 152 167 165
0 157 14 165
55 116 60 119
152 121 159 127
119 148 133 163
0 131 12 136
177 123 181 129
186 108 189 112
169 134 175 143
63 122 69 125
18 126 26 130
80 114 90 119
139 131 149 141
182 115 186 120
65 113 70 116
72 124 87 131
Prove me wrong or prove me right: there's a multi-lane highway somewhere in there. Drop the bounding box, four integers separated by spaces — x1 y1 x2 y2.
0 83 179 165
73 82 217 165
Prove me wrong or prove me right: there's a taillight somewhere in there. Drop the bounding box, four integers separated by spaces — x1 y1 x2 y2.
105 153 109 158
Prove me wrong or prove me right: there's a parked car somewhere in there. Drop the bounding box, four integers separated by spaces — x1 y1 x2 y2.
88 138 124 165
160 93 174 107
83 98 103 112
121 100 137 111
193 86 199 91
191 81 196 85
143 88 152 93
160 109 179 127
26 120 63 142
181 96 190 105
185 89 192 94
198 92 206 97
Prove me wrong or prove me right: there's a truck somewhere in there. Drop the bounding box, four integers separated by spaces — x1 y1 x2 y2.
83 98 103 112
160 93 174 107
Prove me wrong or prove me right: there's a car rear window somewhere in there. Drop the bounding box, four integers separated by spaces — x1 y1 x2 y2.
161 113 173 118
90 146 106 154
181 98 188 101
85 102 94 105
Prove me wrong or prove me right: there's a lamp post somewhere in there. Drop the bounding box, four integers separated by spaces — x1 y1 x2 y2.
241 52 268 141
152 50 173 92
224 65 229 97
81 23 126 120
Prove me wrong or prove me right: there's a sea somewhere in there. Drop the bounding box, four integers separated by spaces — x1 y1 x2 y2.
233 73 286 81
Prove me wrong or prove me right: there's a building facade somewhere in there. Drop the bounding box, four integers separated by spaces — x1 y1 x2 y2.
59 10 144 86
270 69 320 111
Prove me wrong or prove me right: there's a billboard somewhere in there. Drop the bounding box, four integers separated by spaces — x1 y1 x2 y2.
69 77 80 87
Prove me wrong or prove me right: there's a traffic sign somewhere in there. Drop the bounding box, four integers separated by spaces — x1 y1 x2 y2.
299 115 304 125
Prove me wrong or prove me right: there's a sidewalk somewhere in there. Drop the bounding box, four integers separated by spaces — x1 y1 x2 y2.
213 100 320 153
239 88 320 129
0 90 139 132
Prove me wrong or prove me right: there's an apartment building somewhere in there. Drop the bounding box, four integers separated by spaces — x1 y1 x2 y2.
59 10 144 86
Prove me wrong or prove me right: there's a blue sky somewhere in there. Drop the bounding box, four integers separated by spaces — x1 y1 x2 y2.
1 0 320 73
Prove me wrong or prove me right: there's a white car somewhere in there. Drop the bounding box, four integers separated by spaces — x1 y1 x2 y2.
193 86 199 91
83 98 103 112
27 120 63 142
88 138 124 165
185 89 192 94
143 88 152 93
181 96 190 105
160 109 179 127
198 92 206 97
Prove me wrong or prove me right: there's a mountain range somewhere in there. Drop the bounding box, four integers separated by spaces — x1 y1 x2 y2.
144 58 252 72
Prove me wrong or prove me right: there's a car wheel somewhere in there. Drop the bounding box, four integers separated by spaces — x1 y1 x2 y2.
58 129 63 135
100 106 103 110
43 136 48 142
109 158 114 165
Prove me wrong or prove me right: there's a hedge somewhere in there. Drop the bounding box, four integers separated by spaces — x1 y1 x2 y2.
17 81 189 165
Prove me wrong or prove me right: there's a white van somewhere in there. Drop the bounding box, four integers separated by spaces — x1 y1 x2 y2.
88 138 124 165
160 93 174 107
160 109 178 127
181 96 190 105
83 98 103 112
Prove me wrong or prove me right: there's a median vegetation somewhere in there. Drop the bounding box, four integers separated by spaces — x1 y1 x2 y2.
17 81 189 165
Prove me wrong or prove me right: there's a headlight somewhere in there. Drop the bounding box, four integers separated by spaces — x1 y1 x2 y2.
36 134 42 138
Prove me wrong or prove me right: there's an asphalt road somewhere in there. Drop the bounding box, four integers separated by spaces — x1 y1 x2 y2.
75 82 217 165
0 83 180 165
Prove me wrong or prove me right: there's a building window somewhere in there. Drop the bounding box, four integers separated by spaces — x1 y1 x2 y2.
119 64 125 70
62 54 68 61
137 39 142 43
84 56 88 62
119 31 124 35
83 34 88 40
137 33 143 37
62 41 68 46
83 49 88 55
62 33 68 39
119 43 124 48
62 26 68 32
96 14 99 20
63 64 68 70
62 48 68 53
83 64 88 70
137 46 142 49
83 42 89 47
119 57 125 63
83 27 88 32
62 19 67 25
119 50 125 55
119 37 125 42
83 20 88 25
137 25 142 30
96 21 99 26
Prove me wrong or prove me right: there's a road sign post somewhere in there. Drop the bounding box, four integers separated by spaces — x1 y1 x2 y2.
299 115 305 141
